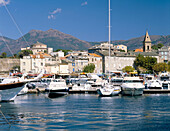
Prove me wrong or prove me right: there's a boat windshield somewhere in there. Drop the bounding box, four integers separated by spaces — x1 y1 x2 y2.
160 76 169 81
41 79 51 83
111 79 123 83
52 79 65 82
123 80 143 83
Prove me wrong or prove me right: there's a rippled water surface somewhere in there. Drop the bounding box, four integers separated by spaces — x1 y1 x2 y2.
0 93 170 130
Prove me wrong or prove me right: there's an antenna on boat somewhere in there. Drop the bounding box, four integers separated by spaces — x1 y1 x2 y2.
2 0 30 47
108 0 111 83
0 105 11 127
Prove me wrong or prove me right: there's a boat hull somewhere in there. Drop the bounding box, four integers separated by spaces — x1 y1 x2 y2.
46 89 69 98
121 87 144 96
97 87 121 97
0 82 26 101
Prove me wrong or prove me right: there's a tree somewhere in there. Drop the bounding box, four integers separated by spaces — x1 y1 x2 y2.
157 43 164 49
83 63 95 73
18 50 33 58
168 61 170 72
134 54 157 73
1 52 7 58
13 54 18 58
153 63 168 74
151 43 164 50
54 49 71 56
122 66 135 73
134 54 145 68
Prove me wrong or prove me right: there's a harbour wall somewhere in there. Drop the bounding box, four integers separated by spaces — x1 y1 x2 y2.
0 58 20 73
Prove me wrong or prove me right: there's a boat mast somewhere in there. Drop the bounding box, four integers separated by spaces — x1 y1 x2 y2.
108 0 111 83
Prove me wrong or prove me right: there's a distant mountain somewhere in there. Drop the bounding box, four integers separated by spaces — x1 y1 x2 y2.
0 29 91 55
0 29 169 56
90 35 170 50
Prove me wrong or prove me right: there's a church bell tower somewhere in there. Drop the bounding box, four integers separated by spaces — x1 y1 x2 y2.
143 30 152 52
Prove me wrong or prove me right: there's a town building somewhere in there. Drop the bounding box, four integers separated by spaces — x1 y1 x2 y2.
143 31 152 52
20 52 70 74
88 53 102 74
20 53 51 73
96 51 136 73
158 45 170 63
21 41 53 55
88 42 116 53
135 48 143 52
114 45 127 52
50 50 65 57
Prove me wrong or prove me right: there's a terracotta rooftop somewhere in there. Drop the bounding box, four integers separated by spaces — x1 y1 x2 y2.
30 52 51 59
88 53 101 57
135 49 143 52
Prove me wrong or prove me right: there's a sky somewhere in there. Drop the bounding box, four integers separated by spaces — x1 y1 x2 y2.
0 0 170 42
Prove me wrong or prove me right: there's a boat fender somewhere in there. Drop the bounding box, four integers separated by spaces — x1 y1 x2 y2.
36 88 40 93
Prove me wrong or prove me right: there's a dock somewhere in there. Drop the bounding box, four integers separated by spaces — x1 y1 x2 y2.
143 89 170 94
27 88 170 94
68 89 97 94
27 88 46 93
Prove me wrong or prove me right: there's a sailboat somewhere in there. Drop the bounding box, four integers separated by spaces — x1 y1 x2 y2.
0 69 44 101
97 0 121 96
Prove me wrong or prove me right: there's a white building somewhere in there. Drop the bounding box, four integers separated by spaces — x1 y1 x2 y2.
114 45 127 52
88 53 102 74
103 52 136 73
50 50 64 57
20 53 51 73
20 53 69 74
21 41 53 55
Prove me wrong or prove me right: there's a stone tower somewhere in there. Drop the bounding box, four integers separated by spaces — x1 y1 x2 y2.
143 30 152 52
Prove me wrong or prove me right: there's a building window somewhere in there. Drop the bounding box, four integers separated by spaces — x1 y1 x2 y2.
165 52 167 55
161 52 164 55
33 62 36 66
23 62 25 66
147 46 149 50
41 63 43 66
165 56 167 60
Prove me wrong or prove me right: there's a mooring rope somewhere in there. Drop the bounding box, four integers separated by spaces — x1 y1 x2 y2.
0 105 11 127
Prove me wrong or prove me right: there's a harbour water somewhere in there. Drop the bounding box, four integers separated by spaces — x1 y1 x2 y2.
0 93 170 130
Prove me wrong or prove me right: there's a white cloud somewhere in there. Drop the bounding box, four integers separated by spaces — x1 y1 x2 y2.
0 0 10 6
81 1 87 6
48 8 62 19
51 8 62 14
48 14 55 19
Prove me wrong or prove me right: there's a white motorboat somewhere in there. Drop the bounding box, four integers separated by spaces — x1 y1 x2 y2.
0 69 44 102
121 77 145 96
87 74 106 89
97 84 121 96
45 79 69 98
147 80 162 89
111 77 123 86
159 73 170 89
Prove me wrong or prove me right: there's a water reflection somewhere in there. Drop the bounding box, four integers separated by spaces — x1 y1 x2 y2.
0 94 169 130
